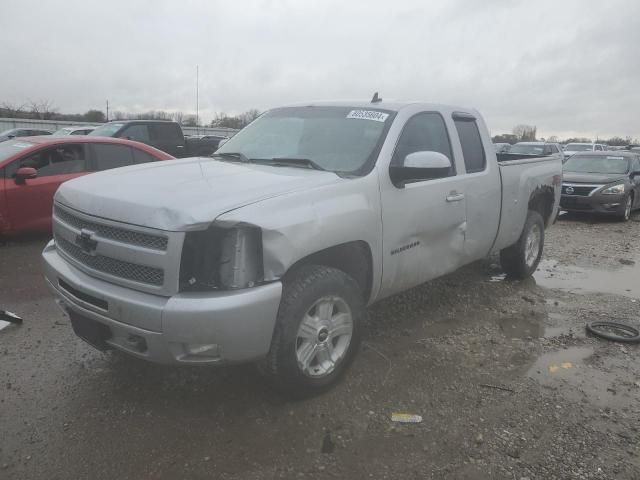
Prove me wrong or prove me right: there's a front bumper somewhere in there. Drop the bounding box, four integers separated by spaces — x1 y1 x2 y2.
42 240 282 365
560 192 626 215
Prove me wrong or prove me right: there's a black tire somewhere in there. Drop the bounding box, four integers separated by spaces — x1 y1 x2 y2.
586 321 640 343
619 193 633 222
500 210 545 280
260 265 364 397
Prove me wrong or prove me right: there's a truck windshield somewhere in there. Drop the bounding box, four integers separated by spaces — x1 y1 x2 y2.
509 144 545 155
563 155 629 174
89 123 124 137
215 106 394 175
564 144 593 151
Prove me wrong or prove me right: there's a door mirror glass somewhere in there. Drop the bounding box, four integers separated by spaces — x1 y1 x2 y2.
14 167 38 184
390 151 452 187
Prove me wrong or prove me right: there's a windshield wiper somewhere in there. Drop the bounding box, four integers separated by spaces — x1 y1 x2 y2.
211 152 250 163
253 157 328 171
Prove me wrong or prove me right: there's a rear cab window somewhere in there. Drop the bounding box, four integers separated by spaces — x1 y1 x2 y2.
453 113 486 173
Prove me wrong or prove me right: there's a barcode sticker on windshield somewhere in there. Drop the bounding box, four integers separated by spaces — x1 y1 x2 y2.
347 110 389 122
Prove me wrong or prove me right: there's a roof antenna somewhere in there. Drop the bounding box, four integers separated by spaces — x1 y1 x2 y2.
371 92 382 103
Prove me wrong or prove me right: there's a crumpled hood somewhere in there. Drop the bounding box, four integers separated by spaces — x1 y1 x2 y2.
562 172 627 185
55 157 343 231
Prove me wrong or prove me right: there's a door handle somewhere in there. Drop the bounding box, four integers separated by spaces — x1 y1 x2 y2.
176 145 185 149
446 192 465 202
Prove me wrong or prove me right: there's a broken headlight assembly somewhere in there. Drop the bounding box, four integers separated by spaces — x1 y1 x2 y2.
179 225 263 291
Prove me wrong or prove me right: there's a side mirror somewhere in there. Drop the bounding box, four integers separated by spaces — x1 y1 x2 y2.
631 171 640 178
7 134 16 139
14 167 38 184
389 151 452 187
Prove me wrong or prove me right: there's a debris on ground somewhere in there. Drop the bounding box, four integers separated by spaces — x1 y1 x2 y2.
391 413 423 423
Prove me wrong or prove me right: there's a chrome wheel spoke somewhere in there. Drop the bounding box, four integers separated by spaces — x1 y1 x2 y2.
297 341 318 370
316 344 333 365
330 313 352 338
298 316 317 341
316 300 334 322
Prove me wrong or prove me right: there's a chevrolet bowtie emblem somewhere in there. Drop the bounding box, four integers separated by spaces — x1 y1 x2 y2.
76 229 98 254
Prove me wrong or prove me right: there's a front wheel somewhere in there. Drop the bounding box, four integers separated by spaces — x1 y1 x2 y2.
500 210 545 279
260 265 364 397
619 194 633 222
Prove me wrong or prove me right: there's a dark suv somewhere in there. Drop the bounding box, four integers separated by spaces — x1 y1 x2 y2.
89 120 222 157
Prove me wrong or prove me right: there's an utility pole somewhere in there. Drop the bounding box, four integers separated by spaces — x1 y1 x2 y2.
196 65 199 135
106 100 109 122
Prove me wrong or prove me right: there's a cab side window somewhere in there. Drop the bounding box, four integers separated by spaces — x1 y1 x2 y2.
6 145 87 178
120 124 150 143
453 116 486 174
150 123 182 144
391 112 453 171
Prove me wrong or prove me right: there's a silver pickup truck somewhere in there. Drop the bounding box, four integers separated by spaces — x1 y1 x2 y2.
42 100 562 395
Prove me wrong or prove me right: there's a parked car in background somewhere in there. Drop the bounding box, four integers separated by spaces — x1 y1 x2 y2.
493 142 511 153
560 151 640 221
563 143 606 160
89 120 222 157
52 126 98 136
0 128 52 142
0 136 173 236
509 141 564 159
43 100 561 395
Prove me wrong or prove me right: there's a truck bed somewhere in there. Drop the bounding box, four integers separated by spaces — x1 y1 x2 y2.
492 153 562 253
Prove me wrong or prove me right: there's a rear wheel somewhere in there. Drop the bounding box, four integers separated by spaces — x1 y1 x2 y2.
260 265 364 397
500 210 545 279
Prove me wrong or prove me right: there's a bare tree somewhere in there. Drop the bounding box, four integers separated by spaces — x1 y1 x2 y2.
171 111 184 124
27 99 57 120
182 115 198 127
512 124 537 142
0 101 27 118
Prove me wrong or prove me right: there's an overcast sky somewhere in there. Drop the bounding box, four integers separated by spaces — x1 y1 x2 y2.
1 0 639 139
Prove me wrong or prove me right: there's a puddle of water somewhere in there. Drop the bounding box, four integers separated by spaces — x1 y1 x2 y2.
528 347 634 408
534 259 640 300
499 316 543 339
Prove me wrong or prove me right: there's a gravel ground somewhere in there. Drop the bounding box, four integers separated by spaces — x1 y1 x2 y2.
1 213 639 480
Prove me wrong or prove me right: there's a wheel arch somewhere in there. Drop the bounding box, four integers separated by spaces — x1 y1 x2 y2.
528 186 555 228
283 241 374 303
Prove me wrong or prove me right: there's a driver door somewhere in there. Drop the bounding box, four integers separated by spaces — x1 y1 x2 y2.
4 144 88 233
379 112 467 298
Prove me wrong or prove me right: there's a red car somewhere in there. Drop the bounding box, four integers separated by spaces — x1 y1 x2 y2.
0 136 173 236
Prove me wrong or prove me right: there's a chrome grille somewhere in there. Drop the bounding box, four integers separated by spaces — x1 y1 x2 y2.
562 184 598 196
54 206 168 250
55 236 165 286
